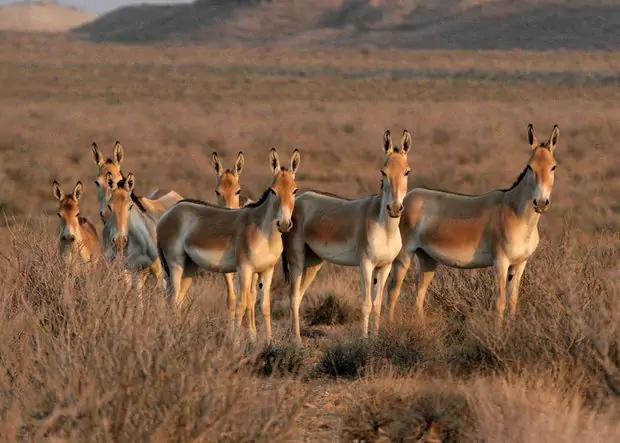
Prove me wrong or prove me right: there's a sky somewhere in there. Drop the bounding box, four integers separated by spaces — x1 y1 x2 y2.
0 0 192 14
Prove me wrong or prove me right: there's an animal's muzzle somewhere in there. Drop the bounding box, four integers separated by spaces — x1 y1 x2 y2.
532 198 551 214
112 235 128 249
387 203 404 218
277 220 294 233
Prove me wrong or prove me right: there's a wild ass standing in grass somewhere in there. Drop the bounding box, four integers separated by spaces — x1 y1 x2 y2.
157 148 301 343
92 141 182 222
281 130 412 343
53 180 102 267
386 124 560 326
103 172 164 296
212 151 260 339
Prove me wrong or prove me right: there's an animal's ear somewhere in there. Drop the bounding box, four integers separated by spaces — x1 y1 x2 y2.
106 172 117 191
125 173 135 192
73 181 83 201
92 142 104 167
53 181 63 200
290 149 301 175
400 130 412 156
383 130 393 154
113 141 124 165
234 151 245 177
548 125 560 152
212 151 223 175
269 148 281 174
527 124 538 150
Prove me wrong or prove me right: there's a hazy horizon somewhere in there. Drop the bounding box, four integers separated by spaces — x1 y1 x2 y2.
0 0 192 14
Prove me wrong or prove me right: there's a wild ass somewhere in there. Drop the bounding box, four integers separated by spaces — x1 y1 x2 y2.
92 141 182 222
386 124 560 326
53 180 102 267
157 148 301 343
212 151 260 339
103 172 164 295
281 130 412 344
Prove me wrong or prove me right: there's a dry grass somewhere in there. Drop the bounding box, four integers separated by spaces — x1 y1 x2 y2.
1 34 620 442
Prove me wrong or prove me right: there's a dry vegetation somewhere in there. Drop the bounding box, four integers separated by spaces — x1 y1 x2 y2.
0 32 619 441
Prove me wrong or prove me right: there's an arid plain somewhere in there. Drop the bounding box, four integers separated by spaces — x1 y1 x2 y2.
0 31 619 442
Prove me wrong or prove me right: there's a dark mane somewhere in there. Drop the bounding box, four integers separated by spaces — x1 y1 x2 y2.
502 166 530 192
244 187 273 208
116 177 148 213
413 166 530 197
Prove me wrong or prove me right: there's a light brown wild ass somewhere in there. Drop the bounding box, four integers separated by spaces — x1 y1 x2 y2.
212 151 260 339
281 130 412 344
92 141 182 222
386 124 560 326
53 180 102 267
157 148 301 344
103 172 164 296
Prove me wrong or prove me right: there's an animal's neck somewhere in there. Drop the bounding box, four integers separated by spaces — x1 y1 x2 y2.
255 193 279 234
377 190 401 233
505 174 541 228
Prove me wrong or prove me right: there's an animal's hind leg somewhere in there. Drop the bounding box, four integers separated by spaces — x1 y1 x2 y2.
415 251 437 322
386 249 413 324
493 255 510 327
258 267 275 344
234 267 254 345
177 259 198 308
224 272 237 340
247 273 259 341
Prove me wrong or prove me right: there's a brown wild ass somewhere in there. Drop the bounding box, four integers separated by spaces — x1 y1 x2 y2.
103 172 164 295
157 148 301 343
212 151 260 339
386 124 560 326
53 180 102 266
281 130 411 343
92 141 182 222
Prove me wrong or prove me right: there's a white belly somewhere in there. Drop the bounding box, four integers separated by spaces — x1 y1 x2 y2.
186 246 237 273
307 237 359 267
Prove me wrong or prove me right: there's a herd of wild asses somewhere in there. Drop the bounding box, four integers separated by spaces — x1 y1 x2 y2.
53 123 560 344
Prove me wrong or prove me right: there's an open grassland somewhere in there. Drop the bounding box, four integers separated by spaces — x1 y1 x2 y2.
0 32 619 442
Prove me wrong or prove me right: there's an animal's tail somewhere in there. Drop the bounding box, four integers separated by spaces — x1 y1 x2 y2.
281 233 291 284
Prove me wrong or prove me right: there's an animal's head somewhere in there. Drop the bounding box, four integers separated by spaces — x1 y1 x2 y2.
104 172 136 251
381 129 412 218
212 151 245 209
526 124 559 214
53 180 84 245
92 141 124 220
268 148 300 233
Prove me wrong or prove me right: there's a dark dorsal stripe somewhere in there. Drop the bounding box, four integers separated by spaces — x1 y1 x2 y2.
177 198 229 209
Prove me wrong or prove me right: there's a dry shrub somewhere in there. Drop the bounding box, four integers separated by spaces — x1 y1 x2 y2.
342 378 476 443
303 291 359 327
0 222 303 442
253 342 307 378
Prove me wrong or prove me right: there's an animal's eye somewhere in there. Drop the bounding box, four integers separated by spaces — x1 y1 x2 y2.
107 204 112 212
551 165 557 171
269 188 276 194
380 170 387 177
405 170 411 176
235 190 241 195
56 212 61 218
93 181 100 187
76 212 80 218
293 188 298 194
129 204 134 211
215 190 221 196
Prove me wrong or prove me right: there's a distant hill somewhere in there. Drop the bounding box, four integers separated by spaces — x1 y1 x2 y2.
72 0 620 50
0 0 95 32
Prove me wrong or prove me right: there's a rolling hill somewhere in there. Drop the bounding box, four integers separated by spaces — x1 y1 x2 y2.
71 0 620 50
0 0 95 32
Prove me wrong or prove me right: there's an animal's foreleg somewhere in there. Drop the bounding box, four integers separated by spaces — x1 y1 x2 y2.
234 267 253 345
508 260 528 319
359 260 374 338
371 264 392 336
493 255 510 327
224 272 237 340
258 267 275 344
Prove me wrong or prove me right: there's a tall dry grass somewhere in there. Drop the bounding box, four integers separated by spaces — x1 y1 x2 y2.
0 220 303 442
